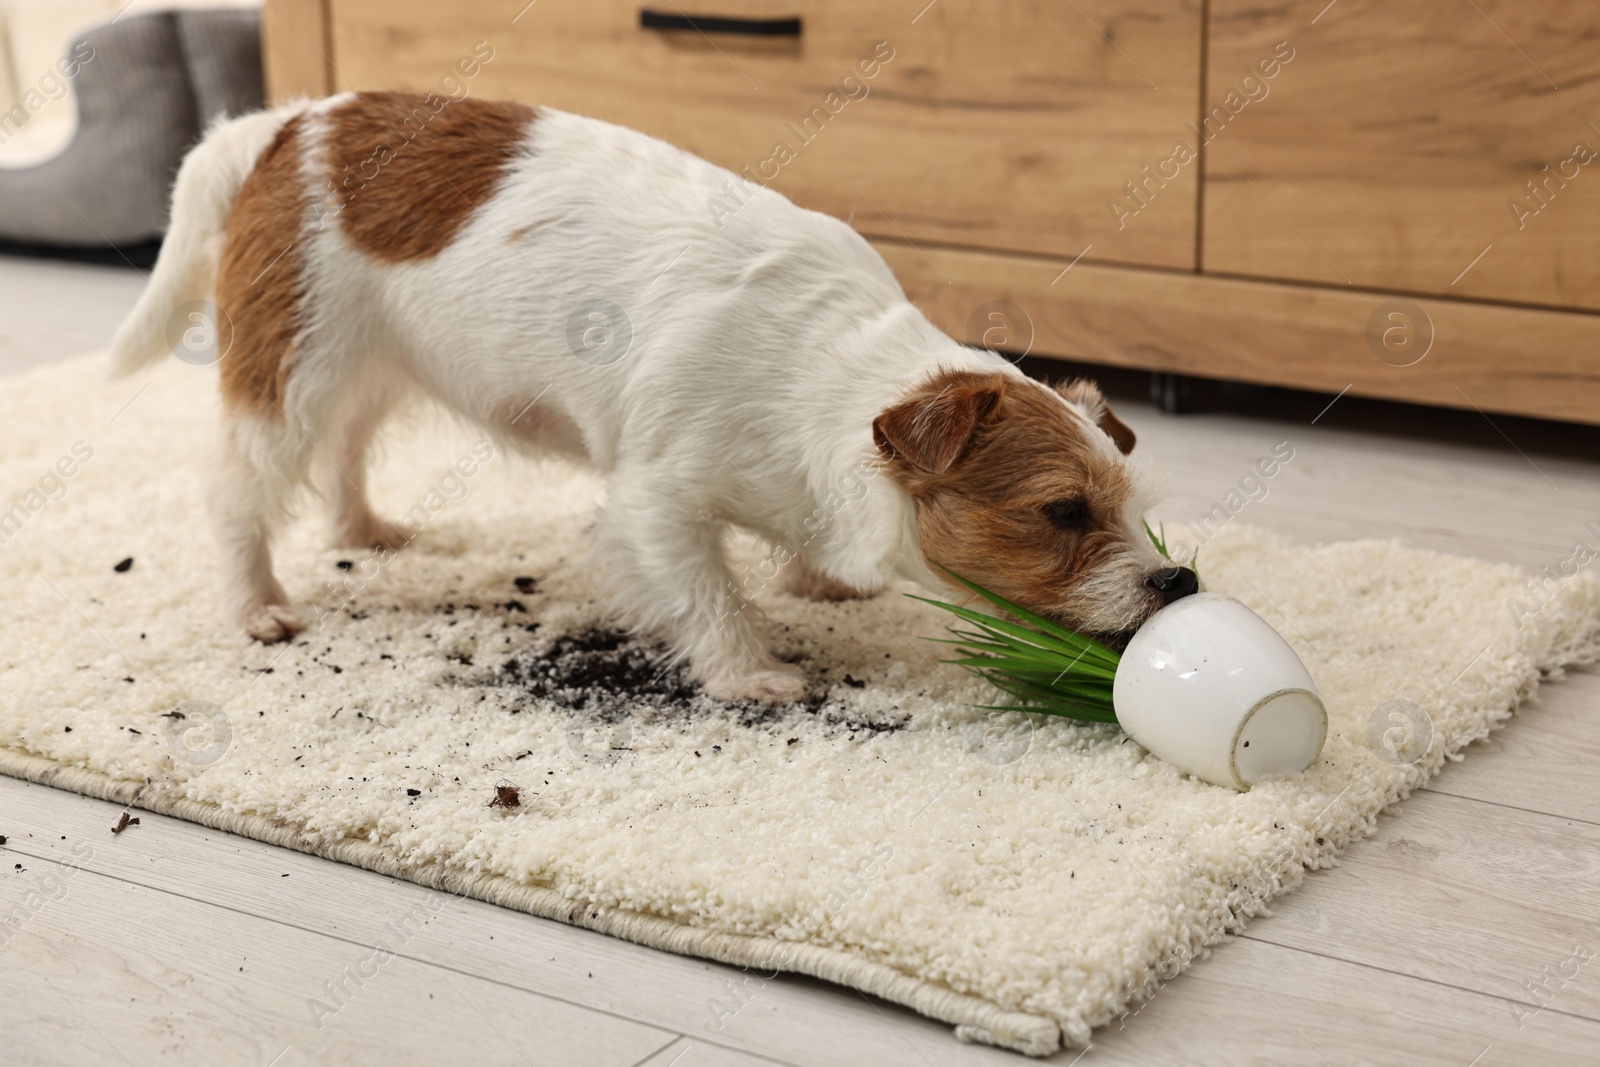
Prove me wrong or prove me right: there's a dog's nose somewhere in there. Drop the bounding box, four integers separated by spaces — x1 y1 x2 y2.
1146 565 1199 605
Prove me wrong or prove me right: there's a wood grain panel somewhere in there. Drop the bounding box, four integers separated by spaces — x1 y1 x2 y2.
1248 789 1600 1020
1203 0 1600 310
262 0 336 102
0 857 675 1066
873 240 1600 424
325 0 1204 269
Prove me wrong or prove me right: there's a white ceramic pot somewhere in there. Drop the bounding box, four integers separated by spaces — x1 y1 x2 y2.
1112 592 1327 790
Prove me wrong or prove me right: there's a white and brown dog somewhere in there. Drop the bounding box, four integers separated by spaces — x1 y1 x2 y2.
112 92 1196 703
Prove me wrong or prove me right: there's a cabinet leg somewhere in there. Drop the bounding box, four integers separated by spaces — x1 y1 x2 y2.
1150 372 1193 414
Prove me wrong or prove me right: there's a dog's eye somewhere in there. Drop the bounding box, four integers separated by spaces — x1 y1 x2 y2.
1043 498 1089 529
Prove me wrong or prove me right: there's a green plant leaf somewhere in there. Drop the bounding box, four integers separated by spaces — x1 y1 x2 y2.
911 569 1123 723
1144 518 1203 588
928 569 1109 647
905 595 1113 664
1143 518 1169 558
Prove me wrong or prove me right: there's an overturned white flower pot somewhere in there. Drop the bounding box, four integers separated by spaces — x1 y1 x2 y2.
1112 593 1328 790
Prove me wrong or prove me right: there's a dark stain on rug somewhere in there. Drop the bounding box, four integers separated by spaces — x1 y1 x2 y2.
483 627 908 738
498 628 701 721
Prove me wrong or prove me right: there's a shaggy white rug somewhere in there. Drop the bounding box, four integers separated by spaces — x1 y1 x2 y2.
3 354 1597 1055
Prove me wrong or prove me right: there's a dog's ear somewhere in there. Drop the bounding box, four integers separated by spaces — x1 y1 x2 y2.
1056 379 1136 455
874 373 1003 474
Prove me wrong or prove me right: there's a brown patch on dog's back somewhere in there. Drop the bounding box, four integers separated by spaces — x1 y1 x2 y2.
326 92 536 262
216 114 308 414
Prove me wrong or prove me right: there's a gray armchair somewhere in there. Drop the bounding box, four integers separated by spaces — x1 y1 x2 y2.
0 8 262 247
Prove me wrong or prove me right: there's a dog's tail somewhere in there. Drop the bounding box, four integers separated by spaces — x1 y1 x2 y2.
110 104 307 379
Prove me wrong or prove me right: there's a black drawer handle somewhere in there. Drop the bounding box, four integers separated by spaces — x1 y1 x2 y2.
639 9 802 36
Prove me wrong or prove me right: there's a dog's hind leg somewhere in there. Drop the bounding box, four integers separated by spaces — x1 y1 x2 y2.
594 471 807 705
323 369 412 551
211 407 314 643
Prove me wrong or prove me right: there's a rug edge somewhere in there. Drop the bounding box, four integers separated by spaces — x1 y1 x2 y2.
0 747 1063 1057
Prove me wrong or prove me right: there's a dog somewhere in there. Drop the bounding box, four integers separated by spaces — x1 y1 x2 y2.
112 92 1196 704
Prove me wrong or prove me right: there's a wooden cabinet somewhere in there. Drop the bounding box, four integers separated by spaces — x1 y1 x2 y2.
263 0 1600 425
1204 0 1600 312
325 0 1203 269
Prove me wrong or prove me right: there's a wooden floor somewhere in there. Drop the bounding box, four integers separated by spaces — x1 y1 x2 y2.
3 256 1598 1066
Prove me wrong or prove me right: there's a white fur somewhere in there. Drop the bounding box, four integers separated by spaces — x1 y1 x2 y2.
111 105 307 377
115 97 1146 700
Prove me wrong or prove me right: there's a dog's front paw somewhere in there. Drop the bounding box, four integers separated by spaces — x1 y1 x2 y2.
241 603 302 644
702 663 808 705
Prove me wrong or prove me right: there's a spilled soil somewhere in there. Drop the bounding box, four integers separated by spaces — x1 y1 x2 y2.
497 628 701 722
485 626 908 738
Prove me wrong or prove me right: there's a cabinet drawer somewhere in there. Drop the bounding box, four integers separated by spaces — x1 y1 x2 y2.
1203 0 1600 311
328 0 1202 270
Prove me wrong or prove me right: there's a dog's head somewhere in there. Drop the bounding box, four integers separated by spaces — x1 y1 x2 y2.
874 369 1195 643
